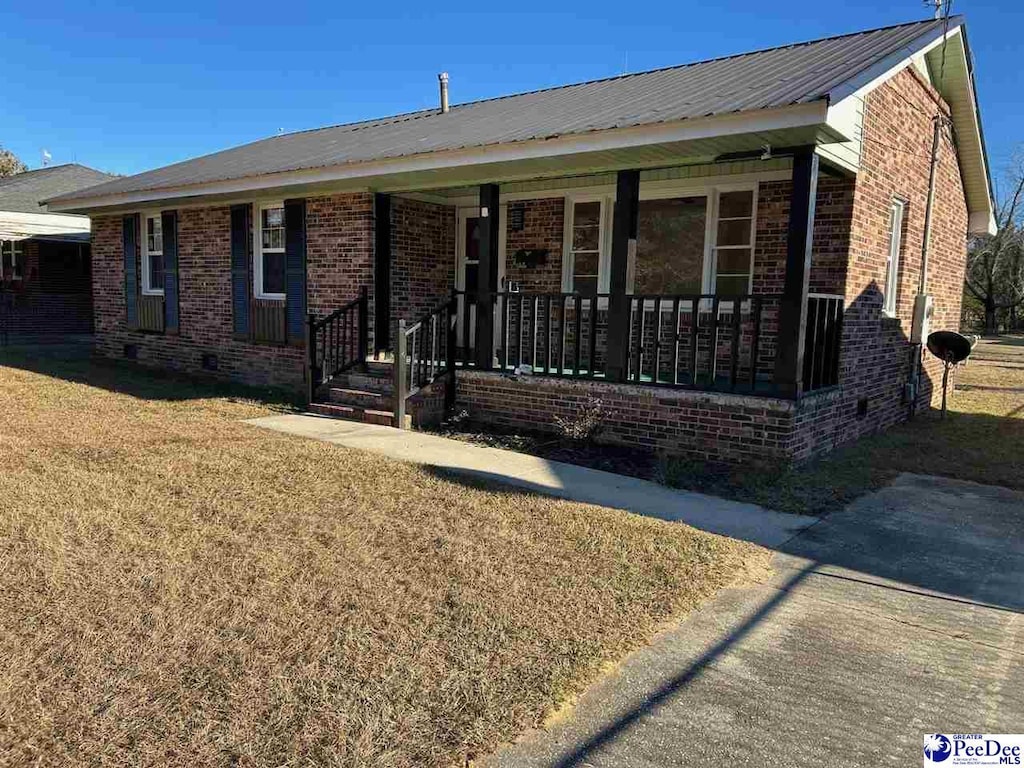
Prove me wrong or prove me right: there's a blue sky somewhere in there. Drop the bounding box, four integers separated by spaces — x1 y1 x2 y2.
1 0 1020 190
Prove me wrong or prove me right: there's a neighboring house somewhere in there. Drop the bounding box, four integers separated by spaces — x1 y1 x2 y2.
48 17 993 464
0 164 116 337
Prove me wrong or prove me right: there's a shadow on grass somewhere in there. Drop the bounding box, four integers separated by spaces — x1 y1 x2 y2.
0 340 302 411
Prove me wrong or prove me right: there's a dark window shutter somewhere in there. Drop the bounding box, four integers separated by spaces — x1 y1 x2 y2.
284 198 307 344
162 210 179 334
230 203 252 339
123 214 139 330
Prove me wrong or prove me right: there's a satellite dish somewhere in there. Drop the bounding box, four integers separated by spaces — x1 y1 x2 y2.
927 330 972 364
926 330 973 418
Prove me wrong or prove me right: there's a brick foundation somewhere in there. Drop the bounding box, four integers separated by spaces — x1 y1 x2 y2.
454 370 797 464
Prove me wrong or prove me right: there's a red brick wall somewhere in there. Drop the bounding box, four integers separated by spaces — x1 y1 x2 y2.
91 193 374 391
754 177 854 296
391 197 455 326
793 66 969 458
505 198 564 293
455 371 795 464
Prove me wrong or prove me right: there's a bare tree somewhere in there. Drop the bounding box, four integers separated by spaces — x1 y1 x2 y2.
0 146 27 178
965 160 1024 334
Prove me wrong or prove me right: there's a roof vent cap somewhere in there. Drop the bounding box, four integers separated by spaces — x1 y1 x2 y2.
438 72 450 113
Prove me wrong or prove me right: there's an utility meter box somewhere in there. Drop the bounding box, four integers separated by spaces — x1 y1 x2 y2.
911 294 934 344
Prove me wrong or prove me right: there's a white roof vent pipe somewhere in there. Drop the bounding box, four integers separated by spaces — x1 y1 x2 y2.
438 72 450 113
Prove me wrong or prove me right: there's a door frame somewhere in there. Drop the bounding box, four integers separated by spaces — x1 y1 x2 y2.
454 205 506 353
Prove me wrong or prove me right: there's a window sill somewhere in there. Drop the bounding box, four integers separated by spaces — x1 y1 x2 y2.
254 294 285 302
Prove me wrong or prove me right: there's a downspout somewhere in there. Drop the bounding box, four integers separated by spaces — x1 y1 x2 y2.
919 115 943 295
910 115 944 418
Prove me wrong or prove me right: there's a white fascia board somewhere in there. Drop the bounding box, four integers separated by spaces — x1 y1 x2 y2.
0 209 91 235
48 102 832 213
829 23 995 231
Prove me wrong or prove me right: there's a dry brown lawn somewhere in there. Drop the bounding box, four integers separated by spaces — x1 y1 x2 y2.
0 351 763 767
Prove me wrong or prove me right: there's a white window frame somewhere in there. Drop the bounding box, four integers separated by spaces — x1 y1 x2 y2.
140 212 164 296
883 199 905 318
254 201 286 300
561 193 614 297
1 240 24 281
615 180 759 311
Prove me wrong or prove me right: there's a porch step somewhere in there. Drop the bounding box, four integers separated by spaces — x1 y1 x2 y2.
309 401 411 429
326 386 395 411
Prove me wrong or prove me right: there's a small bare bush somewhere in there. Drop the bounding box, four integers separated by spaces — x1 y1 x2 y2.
554 396 610 443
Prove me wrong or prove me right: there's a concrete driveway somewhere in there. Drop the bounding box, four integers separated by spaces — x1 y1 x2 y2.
485 474 1024 767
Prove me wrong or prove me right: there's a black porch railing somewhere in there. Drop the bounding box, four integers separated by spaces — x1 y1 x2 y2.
802 293 844 393
306 286 369 403
455 291 789 394
394 295 458 427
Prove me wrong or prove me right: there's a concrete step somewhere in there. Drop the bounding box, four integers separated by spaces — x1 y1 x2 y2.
309 401 411 429
326 386 395 411
339 371 395 394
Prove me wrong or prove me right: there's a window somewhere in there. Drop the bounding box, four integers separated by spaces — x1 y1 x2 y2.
634 195 708 295
256 204 286 298
567 200 603 296
712 190 755 296
561 183 756 300
1 240 23 280
141 214 164 295
882 199 905 317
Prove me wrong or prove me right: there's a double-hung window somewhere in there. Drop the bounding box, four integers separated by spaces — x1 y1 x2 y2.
255 203 286 299
882 199 905 317
711 190 755 296
565 198 607 297
1 240 23 280
141 214 164 295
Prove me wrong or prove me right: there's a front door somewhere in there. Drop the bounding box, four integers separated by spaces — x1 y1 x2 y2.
455 206 505 355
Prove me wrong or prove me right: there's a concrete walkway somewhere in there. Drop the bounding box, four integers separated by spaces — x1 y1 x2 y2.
483 474 1024 768
246 413 816 548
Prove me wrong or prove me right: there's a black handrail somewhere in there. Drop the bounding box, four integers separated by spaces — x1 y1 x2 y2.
393 293 458 428
306 286 369 403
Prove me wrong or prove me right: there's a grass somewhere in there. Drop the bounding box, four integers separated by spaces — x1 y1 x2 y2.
0 348 764 767
664 335 1024 515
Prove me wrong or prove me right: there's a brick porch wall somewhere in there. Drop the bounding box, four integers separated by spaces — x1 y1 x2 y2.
791 66 969 459
90 192 374 392
391 197 456 327
504 198 565 293
455 370 796 464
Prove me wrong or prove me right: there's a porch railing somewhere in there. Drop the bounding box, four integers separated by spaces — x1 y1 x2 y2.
455 291 785 394
394 295 458 427
802 293 844 393
306 286 368 403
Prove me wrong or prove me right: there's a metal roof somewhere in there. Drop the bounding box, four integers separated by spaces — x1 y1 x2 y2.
0 164 116 213
51 18 952 204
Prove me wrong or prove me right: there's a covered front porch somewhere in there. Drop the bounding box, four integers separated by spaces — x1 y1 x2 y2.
307 145 846 442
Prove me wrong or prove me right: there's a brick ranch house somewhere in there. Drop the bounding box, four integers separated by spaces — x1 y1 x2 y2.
48 17 994 464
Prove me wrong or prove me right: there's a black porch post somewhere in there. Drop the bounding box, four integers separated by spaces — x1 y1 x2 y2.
475 183 500 369
774 146 819 398
374 193 392 355
606 169 640 383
